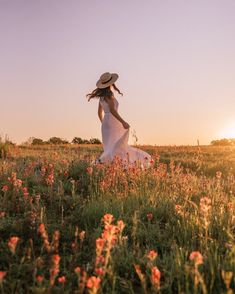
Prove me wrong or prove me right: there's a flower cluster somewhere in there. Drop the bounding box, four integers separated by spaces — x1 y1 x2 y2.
86 214 126 293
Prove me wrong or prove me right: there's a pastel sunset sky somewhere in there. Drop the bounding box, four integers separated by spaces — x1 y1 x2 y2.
1 0 235 145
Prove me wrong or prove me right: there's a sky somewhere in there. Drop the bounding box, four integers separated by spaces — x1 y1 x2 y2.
0 0 235 145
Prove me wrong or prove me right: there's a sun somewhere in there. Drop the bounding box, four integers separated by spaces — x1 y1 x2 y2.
219 121 235 139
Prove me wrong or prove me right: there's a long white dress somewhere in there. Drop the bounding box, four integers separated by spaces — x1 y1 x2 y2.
97 97 151 168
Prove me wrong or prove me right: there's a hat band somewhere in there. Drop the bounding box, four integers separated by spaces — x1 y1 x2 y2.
101 76 113 84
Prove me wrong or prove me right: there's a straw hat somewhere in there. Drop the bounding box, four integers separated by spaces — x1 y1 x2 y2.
96 72 119 89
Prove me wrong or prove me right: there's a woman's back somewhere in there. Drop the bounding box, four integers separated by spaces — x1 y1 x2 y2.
99 97 119 113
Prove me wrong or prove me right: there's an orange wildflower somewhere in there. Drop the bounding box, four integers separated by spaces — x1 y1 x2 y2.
58 276 66 283
151 266 161 290
102 214 114 224
74 266 81 274
117 220 125 232
189 251 203 265
0 271 7 282
86 167 93 175
95 267 105 276
8 236 20 254
147 250 158 261
86 276 101 290
36 275 44 283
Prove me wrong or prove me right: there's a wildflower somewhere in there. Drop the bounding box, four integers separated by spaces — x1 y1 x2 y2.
117 220 125 232
134 264 146 288
95 267 105 276
8 236 20 254
15 179 23 188
86 167 93 175
2 185 8 192
50 254 60 286
146 213 153 221
189 251 203 265
38 223 46 234
74 266 81 274
36 275 44 283
151 266 161 290
51 254 60 264
38 223 51 252
95 255 105 267
216 171 222 179
0 212 5 218
175 204 182 214
22 187 29 197
102 214 114 224
86 276 101 291
227 202 233 211
58 276 66 283
46 173 54 186
79 230 86 241
0 271 7 283
200 197 211 215
96 238 105 253
147 250 158 261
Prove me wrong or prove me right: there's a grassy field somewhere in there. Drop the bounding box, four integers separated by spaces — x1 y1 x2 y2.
0 144 235 293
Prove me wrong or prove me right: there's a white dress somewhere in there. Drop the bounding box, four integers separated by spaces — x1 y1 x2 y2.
97 97 151 168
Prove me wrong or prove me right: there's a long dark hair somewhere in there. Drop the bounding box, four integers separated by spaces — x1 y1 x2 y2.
86 83 123 101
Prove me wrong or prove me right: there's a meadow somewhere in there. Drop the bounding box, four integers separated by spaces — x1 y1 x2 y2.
0 143 235 293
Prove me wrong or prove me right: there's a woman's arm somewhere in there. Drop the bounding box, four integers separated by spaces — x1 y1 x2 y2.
104 97 130 129
98 102 103 123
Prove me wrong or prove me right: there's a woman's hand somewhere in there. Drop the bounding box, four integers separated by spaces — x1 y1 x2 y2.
122 121 130 129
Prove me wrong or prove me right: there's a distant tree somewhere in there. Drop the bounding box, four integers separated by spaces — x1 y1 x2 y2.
82 139 90 144
90 138 102 144
32 138 45 145
47 137 69 144
72 137 84 144
211 138 235 146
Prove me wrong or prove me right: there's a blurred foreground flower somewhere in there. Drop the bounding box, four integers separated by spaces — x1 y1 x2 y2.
151 266 161 290
8 236 20 254
0 271 7 283
86 167 93 175
86 276 101 294
147 213 153 221
2 185 8 192
58 276 66 284
50 254 60 286
36 275 44 283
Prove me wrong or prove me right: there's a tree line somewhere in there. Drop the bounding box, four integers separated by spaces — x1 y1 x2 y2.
31 137 102 145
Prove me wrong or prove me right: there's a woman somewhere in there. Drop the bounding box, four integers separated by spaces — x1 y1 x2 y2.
87 72 151 168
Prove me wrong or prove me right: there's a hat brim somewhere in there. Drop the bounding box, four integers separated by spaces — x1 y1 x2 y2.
96 73 119 89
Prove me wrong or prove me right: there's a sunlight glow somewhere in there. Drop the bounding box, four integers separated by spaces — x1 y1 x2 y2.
219 121 235 139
